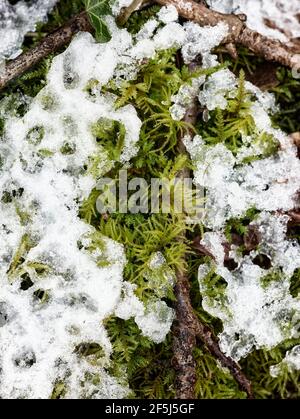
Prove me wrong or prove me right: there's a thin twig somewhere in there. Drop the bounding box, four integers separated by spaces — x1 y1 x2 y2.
175 237 253 398
172 91 199 399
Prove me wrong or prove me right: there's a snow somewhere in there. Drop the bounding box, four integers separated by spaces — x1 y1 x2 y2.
186 70 300 360
0 17 186 397
198 69 237 110
136 19 159 41
208 0 300 42
0 0 58 62
165 16 300 366
153 22 186 50
135 300 175 344
181 21 228 67
170 76 206 121
0 29 136 396
184 68 300 229
157 5 179 24
198 213 300 361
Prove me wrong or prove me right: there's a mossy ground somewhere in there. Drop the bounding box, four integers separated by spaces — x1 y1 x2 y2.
1 0 300 399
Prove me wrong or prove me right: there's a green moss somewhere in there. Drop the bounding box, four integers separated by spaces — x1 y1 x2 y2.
98 213 187 301
125 5 161 34
26 126 45 145
51 381 67 399
91 117 126 161
199 268 229 311
37 148 55 157
224 208 260 242
242 345 300 399
290 268 300 298
260 270 284 289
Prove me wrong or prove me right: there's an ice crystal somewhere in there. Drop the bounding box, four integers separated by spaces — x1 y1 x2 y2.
170 76 206 121
135 300 175 344
145 252 175 299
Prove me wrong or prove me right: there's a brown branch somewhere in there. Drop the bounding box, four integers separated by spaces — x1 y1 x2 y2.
175 239 254 398
172 67 253 398
174 239 253 398
172 92 199 399
155 0 300 69
194 318 253 398
0 12 92 91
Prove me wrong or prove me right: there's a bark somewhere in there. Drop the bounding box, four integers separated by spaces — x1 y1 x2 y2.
172 94 199 399
172 269 198 399
0 12 92 91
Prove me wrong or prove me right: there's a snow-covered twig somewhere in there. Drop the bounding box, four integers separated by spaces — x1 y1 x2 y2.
0 12 92 91
156 0 300 69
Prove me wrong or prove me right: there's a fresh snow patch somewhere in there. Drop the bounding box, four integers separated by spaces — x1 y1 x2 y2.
157 5 179 24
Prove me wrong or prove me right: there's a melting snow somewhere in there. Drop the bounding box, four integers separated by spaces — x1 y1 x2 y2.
0 0 58 62
198 213 300 361
181 66 300 364
0 13 188 397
